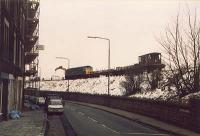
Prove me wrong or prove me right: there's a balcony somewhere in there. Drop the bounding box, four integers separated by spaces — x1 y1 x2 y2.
25 35 39 52
28 8 39 19
27 18 39 30
27 18 39 25
25 52 39 64
25 69 37 77
27 0 40 14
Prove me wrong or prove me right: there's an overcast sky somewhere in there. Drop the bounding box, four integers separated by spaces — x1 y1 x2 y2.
38 0 200 78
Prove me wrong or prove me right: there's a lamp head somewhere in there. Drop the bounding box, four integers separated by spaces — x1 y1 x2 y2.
87 36 97 39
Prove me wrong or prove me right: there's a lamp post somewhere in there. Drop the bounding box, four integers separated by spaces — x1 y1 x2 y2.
36 44 45 90
39 67 41 91
56 57 70 91
87 36 110 96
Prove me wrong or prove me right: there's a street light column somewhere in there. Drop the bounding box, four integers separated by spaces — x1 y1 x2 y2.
87 36 111 96
108 39 110 96
67 58 70 92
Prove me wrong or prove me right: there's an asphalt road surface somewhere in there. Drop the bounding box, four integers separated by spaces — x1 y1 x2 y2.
47 115 66 136
64 102 172 136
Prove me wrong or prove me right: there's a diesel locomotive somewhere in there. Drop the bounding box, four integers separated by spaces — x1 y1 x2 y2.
65 66 93 79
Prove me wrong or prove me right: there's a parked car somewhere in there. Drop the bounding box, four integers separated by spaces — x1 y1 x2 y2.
47 98 64 114
36 97 46 105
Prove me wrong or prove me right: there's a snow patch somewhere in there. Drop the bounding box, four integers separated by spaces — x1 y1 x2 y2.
40 76 126 96
40 75 200 102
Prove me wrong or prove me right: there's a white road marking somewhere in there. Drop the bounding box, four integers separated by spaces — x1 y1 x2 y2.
120 132 169 135
101 124 120 134
87 116 98 123
99 123 168 135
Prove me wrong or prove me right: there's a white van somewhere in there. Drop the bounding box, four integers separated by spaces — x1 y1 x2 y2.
47 99 64 114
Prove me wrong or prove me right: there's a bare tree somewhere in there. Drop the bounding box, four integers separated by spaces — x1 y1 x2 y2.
159 10 200 98
120 72 142 96
146 70 162 90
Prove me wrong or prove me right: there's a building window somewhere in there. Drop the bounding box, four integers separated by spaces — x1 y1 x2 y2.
13 1 18 26
0 1 1 21
21 44 24 69
3 18 9 59
0 81 3 113
0 2 1 55
22 14 25 39
4 0 10 10
19 42 22 68
16 41 19 66
14 33 17 64
20 9 22 35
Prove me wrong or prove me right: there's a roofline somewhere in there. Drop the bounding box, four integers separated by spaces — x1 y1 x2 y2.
139 52 161 57
67 66 93 70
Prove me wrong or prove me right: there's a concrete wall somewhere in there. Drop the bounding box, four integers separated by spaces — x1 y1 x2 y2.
0 81 3 121
7 80 23 112
0 78 23 121
25 89 200 133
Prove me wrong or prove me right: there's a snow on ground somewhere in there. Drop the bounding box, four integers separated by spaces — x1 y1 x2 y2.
40 76 126 96
131 88 200 102
130 88 177 101
40 75 200 102
181 91 200 103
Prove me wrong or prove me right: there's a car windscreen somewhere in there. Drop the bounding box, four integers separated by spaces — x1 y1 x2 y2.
50 100 62 105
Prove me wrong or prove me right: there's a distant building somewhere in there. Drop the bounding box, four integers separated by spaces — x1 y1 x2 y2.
0 0 40 120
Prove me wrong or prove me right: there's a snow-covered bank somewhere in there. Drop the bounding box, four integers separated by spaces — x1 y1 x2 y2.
130 88 200 103
130 89 177 100
40 76 126 96
40 75 200 102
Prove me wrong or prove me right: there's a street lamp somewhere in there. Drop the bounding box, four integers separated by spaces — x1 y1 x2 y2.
56 57 70 91
87 36 111 96
38 67 41 91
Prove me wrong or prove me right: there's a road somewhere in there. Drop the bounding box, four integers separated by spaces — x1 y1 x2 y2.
64 102 172 136
47 115 66 136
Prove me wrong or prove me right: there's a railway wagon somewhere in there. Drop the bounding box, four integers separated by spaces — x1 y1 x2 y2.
139 52 161 65
65 66 93 79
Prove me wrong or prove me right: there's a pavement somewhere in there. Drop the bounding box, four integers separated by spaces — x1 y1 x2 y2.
0 110 47 136
67 101 200 136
